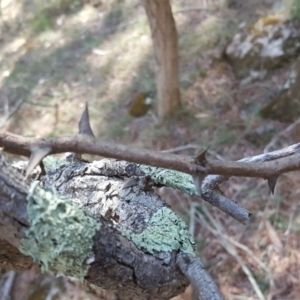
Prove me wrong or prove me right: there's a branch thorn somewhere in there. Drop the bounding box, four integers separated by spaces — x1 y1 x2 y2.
195 147 209 165
26 146 52 178
267 175 279 194
79 102 95 138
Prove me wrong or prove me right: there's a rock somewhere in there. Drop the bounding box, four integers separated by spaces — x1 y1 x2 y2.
259 63 300 122
225 16 300 79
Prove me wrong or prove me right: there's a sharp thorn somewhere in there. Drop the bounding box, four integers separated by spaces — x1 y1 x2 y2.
193 174 205 197
195 147 209 164
26 146 52 178
267 175 279 194
79 102 95 138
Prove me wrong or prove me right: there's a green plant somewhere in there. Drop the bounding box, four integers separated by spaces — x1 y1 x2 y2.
290 0 300 20
30 11 53 33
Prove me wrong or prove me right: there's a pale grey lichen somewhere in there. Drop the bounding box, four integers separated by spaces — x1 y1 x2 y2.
123 207 196 255
42 156 62 171
20 182 100 280
140 165 198 196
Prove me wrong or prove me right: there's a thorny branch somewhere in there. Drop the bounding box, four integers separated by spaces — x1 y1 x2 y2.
1 105 300 224
1 104 300 299
1 131 300 179
0 141 222 300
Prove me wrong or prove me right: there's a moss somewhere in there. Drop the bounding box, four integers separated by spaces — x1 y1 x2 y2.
20 182 100 280
123 207 196 255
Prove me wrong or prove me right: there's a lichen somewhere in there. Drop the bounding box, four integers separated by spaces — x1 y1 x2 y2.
20 182 100 280
123 207 195 255
140 165 198 196
42 156 62 171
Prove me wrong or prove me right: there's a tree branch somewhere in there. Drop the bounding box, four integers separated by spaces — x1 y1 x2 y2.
1 104 300 225
1 131 300 178
1 152 224 299
1 129 300 224
177 253 224 300
3 101 300 297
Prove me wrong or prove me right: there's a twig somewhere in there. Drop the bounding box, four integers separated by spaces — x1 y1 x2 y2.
176 196 274 296
189 200 196 238
26 100 57 107
226 244 265 300
264 117 300 153
0 98 25 128
202 205 275 290
161 144 202 153
174 7 214 14
284 201 298 236
0 271 15 300
177 253 224 300
227 117 256 158
177 197 266 300
45 284 60 300
195 207 265 300
198 143 300 223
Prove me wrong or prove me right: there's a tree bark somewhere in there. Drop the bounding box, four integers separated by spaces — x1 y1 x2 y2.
0 153 190 300
143 0 181 118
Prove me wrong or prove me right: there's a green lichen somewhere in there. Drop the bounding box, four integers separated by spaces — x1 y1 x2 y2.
20 182 100 280
140 165 198 196
123 207 195 255
42 156 62 171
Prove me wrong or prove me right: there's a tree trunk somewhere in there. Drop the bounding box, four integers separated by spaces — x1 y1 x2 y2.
143 0 181 118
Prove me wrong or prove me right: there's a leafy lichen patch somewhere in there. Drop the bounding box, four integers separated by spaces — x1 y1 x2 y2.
123 207 195 255
42 155 62 171
140 165 198 196
20 182 100 280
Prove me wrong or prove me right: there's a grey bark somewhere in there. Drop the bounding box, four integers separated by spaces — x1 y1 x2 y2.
0 153 190 300
177 253 224 300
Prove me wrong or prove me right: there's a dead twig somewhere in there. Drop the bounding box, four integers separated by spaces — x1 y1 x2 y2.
195 206 266 300
0 271 15 300
174 7 214 14
264 117 300 153
161 144 203 153
0 98 25 128
177 252 224 300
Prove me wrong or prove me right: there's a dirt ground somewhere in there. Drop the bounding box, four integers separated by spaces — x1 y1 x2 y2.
1 0 300 299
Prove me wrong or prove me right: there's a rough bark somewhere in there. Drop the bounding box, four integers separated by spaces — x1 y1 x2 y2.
143 0 181 117
3 131 300 180
0 153 192 300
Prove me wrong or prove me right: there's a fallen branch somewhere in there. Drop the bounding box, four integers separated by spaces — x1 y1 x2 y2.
0 152 195 299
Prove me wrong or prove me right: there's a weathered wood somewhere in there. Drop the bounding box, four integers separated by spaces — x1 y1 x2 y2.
0 153 194 299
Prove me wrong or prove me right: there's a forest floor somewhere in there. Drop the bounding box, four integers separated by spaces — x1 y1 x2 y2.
1 0 300 299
